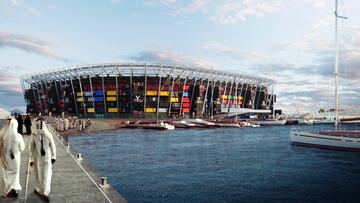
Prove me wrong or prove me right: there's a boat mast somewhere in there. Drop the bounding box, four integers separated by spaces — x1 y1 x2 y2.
334 0 339 130
334 0 347 130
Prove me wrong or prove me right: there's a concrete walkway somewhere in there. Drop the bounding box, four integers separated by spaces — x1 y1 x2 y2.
0 124 127 203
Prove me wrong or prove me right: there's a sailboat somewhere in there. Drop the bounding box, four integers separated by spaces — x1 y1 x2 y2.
290 0 360 151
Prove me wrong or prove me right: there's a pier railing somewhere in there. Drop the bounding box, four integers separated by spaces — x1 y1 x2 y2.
46 124 114 203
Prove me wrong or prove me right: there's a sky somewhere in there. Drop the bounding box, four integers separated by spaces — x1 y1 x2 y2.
1 0 360 114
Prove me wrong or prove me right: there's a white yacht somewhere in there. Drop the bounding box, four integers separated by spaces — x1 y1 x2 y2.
290 1 360 151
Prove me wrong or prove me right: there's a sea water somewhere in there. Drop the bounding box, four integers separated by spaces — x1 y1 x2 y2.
69 124 360 203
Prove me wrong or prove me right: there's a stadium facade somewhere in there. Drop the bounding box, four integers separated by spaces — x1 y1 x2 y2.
20 64 276 119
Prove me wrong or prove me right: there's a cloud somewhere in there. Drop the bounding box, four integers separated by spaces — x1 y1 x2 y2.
305 0 328 8
146 0 282 24
202 41 268 61
1 0 41 17
26 7 41 16
0 31 67 61
10 0 23 7
246 19 360 113
0 86 25 111
126 50 216 68
0 65 25 111
210 0 282 24
150 0 212 16
257 47 360 113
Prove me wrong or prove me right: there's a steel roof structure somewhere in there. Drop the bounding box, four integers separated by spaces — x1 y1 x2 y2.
20 63 275 87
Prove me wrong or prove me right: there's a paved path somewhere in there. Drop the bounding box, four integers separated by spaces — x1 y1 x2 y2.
0 123 127 203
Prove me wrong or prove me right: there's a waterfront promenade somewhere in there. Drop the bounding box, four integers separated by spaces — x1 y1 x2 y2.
0 122 127 203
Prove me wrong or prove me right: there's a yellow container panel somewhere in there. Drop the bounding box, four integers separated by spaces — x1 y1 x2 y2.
222 95 227 99
108 108 118 113
77 98 84 102
77 92 84 97
106 97 117 101
238 96 243 100
146 91 157 96
160 91 170 96
170 98 179 102
145 108 156 113
87 108 95 113
107 91 116 96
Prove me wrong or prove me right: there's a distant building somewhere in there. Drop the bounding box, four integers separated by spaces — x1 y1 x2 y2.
20 64 276 119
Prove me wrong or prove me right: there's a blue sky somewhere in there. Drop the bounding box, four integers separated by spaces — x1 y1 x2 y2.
1 0 360 113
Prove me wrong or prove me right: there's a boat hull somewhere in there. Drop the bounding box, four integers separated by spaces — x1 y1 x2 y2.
290 131 360 151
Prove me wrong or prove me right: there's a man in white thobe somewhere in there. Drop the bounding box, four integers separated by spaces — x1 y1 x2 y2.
64 118 70 130
29 118 56 201
0 117 25 198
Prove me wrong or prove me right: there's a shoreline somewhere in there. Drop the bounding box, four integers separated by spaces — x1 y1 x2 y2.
55 117 360 137
55 119 127 137
56 118 247 136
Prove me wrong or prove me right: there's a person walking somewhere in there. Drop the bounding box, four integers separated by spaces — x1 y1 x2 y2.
0 117 25 198
16 115 23 134
24 115 32 135
29 117 56 202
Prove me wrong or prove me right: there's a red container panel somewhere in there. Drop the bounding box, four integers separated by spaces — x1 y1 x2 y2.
182 103 190 108
181 98 190 102
182 108 190 113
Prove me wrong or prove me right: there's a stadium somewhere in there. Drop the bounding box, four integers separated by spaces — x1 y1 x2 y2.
20 63 276 119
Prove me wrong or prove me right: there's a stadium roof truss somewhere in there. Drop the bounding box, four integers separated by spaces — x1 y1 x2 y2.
20 63 275 87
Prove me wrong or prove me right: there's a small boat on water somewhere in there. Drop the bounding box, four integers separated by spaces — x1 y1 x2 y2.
142 121 175 130
251 119 286 126
171 120 197 128
298 119 314 125
185 119 216 128
241 122 260 128
215 123 241 128
313 119 334 124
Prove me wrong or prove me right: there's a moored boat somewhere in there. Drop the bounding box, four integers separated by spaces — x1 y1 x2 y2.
171 120 197 128
215 123 241 128
241 122 260 128
251 119 286 126
313 119 334 124
298 119 314 125
290 127 360 151
142 121 175 130
290 1 360 151
185 119 216 128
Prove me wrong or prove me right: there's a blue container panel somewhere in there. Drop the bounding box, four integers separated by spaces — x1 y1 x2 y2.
95 97 104 102
95 91 104 96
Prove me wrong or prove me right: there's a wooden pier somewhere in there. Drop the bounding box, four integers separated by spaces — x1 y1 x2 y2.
0 123 127 203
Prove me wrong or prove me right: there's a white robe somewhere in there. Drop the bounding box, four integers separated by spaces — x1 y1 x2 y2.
64 119 70 130
69 117 74 129
0 118 25 196
56 119 61 131
29 120 56 196
59 119 64 131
